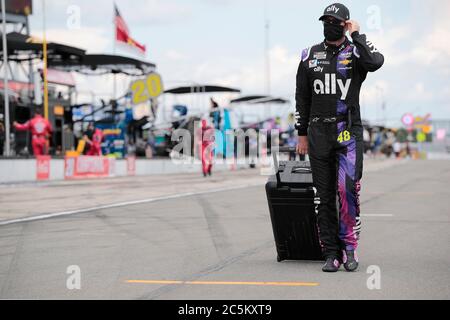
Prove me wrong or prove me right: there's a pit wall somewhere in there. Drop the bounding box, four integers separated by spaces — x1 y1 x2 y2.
0 156 252 184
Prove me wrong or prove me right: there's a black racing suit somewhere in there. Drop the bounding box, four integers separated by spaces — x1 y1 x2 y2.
295 32 384 259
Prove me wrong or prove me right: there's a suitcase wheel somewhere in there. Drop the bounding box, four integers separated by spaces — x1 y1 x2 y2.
277 255 282 262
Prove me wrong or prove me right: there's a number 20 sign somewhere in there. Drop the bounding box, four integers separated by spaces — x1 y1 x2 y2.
130 73 164 105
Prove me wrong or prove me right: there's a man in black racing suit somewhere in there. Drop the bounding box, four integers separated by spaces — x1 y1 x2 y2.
295 3 384 272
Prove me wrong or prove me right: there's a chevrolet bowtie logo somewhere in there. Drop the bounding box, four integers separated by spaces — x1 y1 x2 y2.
339 59 352 66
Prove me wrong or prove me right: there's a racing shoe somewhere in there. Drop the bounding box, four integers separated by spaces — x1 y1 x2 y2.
343 250 359 272
322 257 341 272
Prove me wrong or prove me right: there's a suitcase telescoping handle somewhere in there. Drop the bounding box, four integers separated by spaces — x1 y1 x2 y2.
272 146 294 175
272 147 307 185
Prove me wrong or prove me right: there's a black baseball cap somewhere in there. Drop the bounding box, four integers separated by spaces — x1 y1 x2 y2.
319 3 350 22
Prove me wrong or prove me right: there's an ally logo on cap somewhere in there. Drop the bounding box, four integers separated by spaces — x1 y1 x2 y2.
327 4 340 14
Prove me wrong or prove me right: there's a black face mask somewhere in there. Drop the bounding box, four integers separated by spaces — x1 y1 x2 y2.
323 21 345 42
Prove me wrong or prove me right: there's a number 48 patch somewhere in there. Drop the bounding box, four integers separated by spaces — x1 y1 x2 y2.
337 130 351 143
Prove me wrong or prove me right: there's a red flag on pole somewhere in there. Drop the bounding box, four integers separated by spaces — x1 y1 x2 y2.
114 4 146 55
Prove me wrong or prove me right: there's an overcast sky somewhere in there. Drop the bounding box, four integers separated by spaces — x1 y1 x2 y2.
27 0 450 125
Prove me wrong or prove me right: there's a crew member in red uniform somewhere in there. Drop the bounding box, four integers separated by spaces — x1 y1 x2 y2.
86 128 104 156
14 109 52 156
198 119 214 177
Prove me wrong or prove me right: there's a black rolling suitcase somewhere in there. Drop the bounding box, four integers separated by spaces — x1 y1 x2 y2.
265 147 323 262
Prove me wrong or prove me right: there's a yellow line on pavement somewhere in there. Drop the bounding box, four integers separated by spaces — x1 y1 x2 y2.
126 280 319 287
127 280 184 285
186 281 319 287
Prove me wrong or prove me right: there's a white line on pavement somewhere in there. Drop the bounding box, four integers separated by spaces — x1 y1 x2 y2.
360 214 394 217
0 183 264 226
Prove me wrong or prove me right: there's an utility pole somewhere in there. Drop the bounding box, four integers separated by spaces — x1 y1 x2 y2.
1 0 10 156
42 0 49 120
264 0 271 120
113 3 117 100
376 85 384 126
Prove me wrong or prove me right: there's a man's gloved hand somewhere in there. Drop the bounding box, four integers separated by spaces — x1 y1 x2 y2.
297 136 309 155
345 20 360 35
